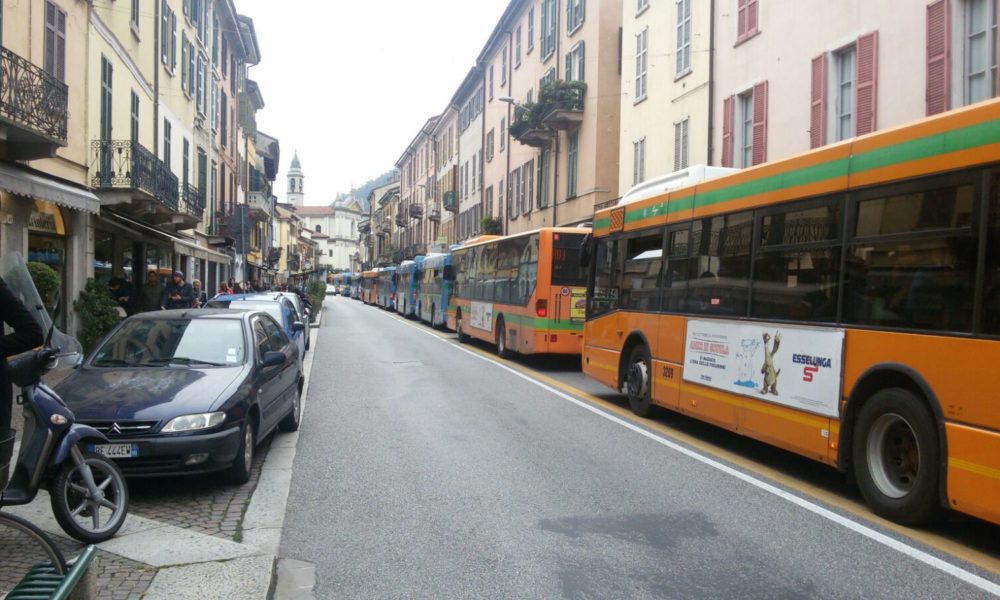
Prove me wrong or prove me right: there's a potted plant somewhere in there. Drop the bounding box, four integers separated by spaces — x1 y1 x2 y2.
481 216 502 235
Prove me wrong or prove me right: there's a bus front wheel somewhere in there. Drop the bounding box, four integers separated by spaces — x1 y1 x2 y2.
496 317 510 358
852 388 940 525
456 312 469 343
625 345 656 417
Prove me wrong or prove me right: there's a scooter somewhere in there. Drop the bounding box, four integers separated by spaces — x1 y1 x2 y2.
1 318 129 543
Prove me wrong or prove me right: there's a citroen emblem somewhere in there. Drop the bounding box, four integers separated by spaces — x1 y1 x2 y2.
109 423 122 435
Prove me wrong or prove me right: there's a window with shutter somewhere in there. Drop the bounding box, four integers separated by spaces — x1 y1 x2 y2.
751 81 768 166
721 95 734 167
926 0 951 115
676 0 692 76
736 0 759 42
810 54 827 148
44 1 66 81
856 32 878 136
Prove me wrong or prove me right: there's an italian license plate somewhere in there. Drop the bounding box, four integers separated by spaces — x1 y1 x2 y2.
89 443 138 458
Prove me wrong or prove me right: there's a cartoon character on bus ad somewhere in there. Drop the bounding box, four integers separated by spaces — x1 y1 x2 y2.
760 331 781 396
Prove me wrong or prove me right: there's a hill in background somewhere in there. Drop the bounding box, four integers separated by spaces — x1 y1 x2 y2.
336 170 396 212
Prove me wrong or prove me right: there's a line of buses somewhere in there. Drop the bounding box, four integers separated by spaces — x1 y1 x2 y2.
335 99 1000 529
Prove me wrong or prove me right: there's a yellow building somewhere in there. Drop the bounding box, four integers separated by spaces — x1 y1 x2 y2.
1 0 100 333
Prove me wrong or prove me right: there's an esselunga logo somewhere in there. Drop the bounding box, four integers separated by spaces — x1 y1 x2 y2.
793 353 833 382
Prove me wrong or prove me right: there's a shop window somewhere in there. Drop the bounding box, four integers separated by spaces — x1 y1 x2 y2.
27 200 67 327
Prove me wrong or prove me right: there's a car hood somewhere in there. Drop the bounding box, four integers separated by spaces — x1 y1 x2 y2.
55 365 249 421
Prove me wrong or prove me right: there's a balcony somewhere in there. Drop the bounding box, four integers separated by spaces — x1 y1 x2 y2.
509 120 552 148
408 204 424 219
443 190 459 212
180 183 205 221
395 213 408 227
427 207 441 222
0 46 69 160
247 191 271 220
541 89 584 131
358 219 371 234
91 140 196 231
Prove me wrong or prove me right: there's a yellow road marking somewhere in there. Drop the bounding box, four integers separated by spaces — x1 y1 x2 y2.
382 310 1000 575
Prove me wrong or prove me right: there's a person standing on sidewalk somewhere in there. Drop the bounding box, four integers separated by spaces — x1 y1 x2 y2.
191 279 208 308
0 276 44 430
140 270 164 313
161 271 194 310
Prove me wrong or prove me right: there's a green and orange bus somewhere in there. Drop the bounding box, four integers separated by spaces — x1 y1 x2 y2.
447 228 589 356
583 98 1000 527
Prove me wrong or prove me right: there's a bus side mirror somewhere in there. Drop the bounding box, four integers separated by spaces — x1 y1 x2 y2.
443 265 455 281
579 234 593 268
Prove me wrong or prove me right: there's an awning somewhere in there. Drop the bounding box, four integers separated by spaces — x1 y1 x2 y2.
0 161 100 214
102 211 232 263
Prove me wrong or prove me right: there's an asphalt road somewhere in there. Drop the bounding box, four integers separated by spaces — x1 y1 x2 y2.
280 296 1000 599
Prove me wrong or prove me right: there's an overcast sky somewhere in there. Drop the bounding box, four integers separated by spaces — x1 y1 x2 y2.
238 0 511 206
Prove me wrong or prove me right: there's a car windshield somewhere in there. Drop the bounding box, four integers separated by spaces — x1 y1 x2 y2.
92 319 246 367
205 300 285 327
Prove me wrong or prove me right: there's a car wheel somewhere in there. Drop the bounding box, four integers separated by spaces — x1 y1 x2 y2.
279 383 303 433
50 450 129 543
227 419 256 484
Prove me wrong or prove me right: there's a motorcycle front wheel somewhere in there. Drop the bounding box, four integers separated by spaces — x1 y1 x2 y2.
50 450 129 543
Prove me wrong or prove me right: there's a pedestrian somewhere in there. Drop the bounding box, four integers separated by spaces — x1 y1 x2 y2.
140 270 164 313
1 274 45 430
191 279 208 308
161 271 194 310
108 276 136 316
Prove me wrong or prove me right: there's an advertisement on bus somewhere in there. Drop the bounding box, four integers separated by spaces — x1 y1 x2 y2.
682 319 844 418
471 301 493 331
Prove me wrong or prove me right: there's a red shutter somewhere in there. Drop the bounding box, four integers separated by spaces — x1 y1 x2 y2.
810 54 827 148
856 31 878 135
747 0 759 35
722 95 734 167
737 0 748 38
926 0 950 116
752 82 768 165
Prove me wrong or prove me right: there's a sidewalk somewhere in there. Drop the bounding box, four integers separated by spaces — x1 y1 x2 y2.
0 307 320 599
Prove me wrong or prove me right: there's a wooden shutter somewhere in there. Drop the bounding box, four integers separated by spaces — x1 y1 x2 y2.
810 54 827 148
751 81 768 166
747 0 759 35
926 0 950 115
737 0 748 38
722 95 734 167
856 31 878 135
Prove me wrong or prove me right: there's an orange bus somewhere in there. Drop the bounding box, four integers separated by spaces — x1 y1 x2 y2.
447 228 589 356
583 98 1000 527
361 270 377 305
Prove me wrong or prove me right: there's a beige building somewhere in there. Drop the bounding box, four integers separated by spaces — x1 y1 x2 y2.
368 179 400 267
710 0 974 169
395 117 438 259
431 102 458 245
454 69 485 242
481 0 623 235
619 0 711 195
0 0 99 333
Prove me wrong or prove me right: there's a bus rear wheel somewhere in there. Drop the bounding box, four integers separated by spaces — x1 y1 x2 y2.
625 345 656 417
496 317 510 358
456 311 469 343
852 388 940 525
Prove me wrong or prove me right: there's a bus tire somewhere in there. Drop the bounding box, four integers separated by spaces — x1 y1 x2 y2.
456 311 469 343
626 345 656 417
496 317 510 358
430 304 436 329
852 388 941 525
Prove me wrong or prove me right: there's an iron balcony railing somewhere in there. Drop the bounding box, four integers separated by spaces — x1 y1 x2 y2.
180 183 205 219
0 46 69 144
92 140 179 210
427 208 441 222
409 204 424 219
443 191 459 212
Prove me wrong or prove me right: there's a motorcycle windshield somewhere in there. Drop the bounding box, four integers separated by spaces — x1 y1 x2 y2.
0 252 82 364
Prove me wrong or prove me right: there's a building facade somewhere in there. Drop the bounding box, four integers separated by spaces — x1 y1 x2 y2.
454 69 485 242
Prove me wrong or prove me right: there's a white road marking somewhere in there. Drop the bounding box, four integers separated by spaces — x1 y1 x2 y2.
370 306 1000 596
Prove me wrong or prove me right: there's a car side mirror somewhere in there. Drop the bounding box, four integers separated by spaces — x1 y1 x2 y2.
262 351 285 368
291 321 306 332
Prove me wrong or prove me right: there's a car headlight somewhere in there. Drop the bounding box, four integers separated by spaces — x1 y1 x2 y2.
161 412 226 433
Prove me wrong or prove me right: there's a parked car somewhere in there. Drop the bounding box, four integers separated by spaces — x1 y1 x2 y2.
54 309 303 483
217 292 311 350
207 294 308 359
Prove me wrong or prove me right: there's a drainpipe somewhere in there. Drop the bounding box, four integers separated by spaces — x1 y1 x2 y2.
153 0 160 156
552 0 562 227
503 27 513 236
707 0 716 165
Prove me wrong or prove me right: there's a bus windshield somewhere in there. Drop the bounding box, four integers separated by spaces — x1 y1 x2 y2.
552 233 587 286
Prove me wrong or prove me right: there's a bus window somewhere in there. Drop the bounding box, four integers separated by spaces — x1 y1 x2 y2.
516 235 539 305
662 227 691 312
984 173 1000 334
589 238 619 318
688 212 752 316
621 233 664 312
552 232 587 286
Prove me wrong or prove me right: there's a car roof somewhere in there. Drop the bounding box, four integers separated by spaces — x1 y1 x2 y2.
132 308 247 320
